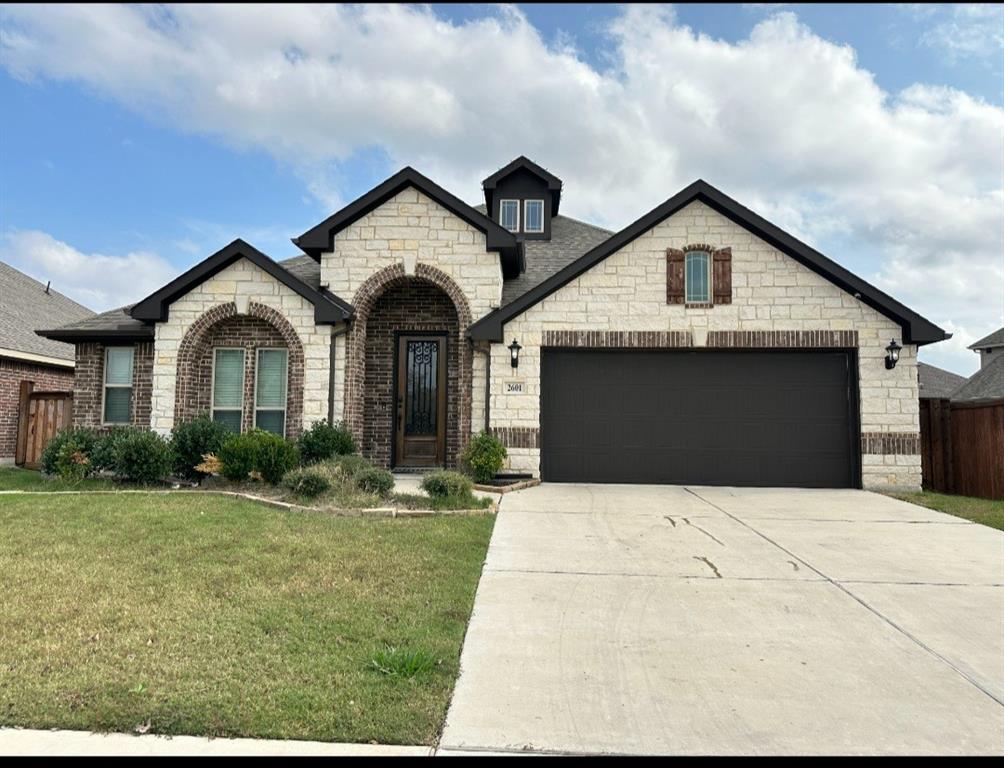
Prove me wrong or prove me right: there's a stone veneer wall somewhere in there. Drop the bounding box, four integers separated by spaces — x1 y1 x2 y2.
489 200 922 490
150 258 332 435
72 341 154 430
0 356 76 460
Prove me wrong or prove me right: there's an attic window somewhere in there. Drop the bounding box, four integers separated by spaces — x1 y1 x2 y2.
524 200 544 233
685 250 711 304
500 200 519 232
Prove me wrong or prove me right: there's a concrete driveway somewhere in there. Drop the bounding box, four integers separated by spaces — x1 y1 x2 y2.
440 485 1004 755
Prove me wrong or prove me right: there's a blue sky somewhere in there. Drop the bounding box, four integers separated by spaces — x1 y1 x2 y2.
1 3 1001 374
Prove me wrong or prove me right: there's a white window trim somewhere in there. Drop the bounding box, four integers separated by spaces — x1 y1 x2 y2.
523 199 544 233
499 199 520 233
101 346 134 426
684 249 713 304
253 347 289 434
211 347 245 432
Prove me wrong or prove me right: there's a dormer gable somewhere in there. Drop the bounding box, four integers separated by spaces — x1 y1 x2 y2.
482 156 562 241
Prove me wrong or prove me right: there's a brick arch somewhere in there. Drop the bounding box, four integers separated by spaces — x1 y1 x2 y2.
344 263 473 467
174 301 305 437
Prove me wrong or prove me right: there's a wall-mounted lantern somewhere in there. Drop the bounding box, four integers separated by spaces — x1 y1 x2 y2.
885 338 902 370
508 338 522 369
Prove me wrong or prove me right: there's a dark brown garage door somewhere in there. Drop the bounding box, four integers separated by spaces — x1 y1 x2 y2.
541 349 858 487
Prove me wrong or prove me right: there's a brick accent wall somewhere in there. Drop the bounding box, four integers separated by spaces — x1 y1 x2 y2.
174 302 305 438
861 432 921 455
72 341 154 430
543 330 693 348
707 330 859 348
0 356 75 460
490 426 540 449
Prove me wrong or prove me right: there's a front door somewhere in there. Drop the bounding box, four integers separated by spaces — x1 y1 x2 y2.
395 334 447 467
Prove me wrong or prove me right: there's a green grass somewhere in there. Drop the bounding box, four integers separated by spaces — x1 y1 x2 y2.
0 492 494 744
886 491 1004 531
392 492 493 511
0 466 116 492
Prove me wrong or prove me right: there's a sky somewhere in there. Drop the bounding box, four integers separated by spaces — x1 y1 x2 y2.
1 3 1001 375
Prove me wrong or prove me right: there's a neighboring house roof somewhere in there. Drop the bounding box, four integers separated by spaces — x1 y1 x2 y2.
468 179 949 345
969 326 1004 351
0 260 94 365
482 155 563 215
951 354 1004 402
917 362 968 400
294 166 523 278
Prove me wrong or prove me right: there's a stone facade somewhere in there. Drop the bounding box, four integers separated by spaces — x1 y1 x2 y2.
73 341 154 430
149 258 332 436
489 200 921 490
0 356 75 460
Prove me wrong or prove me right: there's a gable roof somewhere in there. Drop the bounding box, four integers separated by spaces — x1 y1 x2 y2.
918 362 968 400
482 155 563 215
129 239 352 325
969 326 1004 351
468 179 949 345
1 260 94 364
951 354 1004 402
294 166 523 278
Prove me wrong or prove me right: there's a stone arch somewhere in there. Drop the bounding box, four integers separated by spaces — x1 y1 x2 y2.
174 300 305 437
344 262 474 467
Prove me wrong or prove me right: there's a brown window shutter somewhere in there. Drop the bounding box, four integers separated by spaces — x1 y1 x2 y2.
666 248 685 304
713 247 732 305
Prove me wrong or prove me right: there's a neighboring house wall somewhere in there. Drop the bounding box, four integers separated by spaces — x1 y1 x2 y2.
73 341 154 430
0 357 75 460
489 200 920 490
149 258 332 436
979 348 997 369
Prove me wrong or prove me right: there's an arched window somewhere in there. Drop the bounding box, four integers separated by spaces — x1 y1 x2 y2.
685 250 711 304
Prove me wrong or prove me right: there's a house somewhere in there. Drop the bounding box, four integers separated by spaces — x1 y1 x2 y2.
1 261 94 462
968 326 1004 372
38 157 949 489
917 362 967 400
952 326 1004 402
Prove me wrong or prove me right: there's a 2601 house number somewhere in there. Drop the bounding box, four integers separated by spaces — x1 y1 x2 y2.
505 381 524 394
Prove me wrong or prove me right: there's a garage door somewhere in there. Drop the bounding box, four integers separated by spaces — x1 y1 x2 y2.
540 349 858 487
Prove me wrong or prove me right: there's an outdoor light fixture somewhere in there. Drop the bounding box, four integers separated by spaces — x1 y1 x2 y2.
508 338 522 369
885 338 902 370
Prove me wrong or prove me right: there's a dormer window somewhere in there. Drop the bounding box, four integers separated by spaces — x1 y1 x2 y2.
524 200 544 233
500 199 520 232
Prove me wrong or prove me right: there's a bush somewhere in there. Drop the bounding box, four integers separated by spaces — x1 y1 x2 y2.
218 430 300 485
298 421 356 464
112 429 173 483
421 470 473 498
331 453 372 479
356 467 394 496
171 415 232 480
53 439 91 482
91 426 137 472
40 427 99 475
281 467 331 498
461 431 507 483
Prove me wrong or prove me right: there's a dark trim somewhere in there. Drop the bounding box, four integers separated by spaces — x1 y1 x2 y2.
294 166 523 279
483 346 491 433
482 156 562 216
469 179 948 346
390 330 449 469
328 324 349 426
35 327 154 343
130 239 353 325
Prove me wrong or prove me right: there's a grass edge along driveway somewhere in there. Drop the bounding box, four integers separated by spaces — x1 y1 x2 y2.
0 491 494 745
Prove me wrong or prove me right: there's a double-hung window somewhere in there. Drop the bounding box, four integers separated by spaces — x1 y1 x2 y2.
524 200 544 233
499 199 519 232
212 348 245 432
254 348 288 435
103 347 134 425
685 250 711 304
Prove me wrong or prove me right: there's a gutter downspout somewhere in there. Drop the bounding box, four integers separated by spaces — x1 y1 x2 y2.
484 345 491 433
328 324 349 425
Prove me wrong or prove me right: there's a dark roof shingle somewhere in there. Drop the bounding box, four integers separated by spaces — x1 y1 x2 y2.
952 355 1004 402
917 362 968 400
969 326 1004 351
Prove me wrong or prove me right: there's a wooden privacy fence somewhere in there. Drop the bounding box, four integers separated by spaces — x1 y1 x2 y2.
920 397 1004 500
15 381 73 469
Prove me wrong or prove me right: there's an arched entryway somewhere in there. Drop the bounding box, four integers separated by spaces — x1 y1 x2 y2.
344 263 473 469
174 301 305 438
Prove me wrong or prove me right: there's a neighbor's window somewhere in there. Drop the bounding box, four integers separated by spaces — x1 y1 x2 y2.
212 348 245 432
255 348 288 436
103 347 134 424
524 199 544 233
499 199 519 232
685 250 711 304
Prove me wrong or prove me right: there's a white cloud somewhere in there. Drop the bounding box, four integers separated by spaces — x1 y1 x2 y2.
918 4 1004 63
1 4 1001 374
1 230 178 311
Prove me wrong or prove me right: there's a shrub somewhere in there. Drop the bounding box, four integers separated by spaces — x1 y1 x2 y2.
91 426 137 472
331 453 372 479
171 415 232 480
218 430 300 485
420 470 473 498
461 431 507 483
40 427 99 475
281 467 331 498
298 421 356 464
53 440 91 482
356 467 394 496
112 429 173 483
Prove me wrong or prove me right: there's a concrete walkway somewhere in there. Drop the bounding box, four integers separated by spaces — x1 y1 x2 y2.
442 484 1004 755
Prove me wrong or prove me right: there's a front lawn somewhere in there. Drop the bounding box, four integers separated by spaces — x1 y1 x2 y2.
0 466 115 492
0 492 494 744
886 490 1004 531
